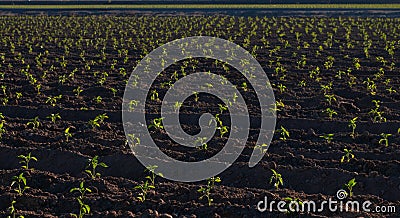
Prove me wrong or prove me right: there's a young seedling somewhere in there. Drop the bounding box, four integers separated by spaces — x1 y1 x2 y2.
344 178 357 197
128 100 139 111
93 96 102 104
173 101 183 113
218 104 228 114
254 143 268 154
197 176 221 206
150 90 159 101
348 117 358 138
11 173 29 196
88 113 108 129
85 155 108 179
145 165 163 186
109 87 117 97
148 117 164 130
320 133 334 143
324 108 337 120
46 94 62 107
7 200 24 218
70 181 91 218
46 113 61 124
125 133 140 147
26 116 40 129
277 126 289 141
65 127 72 142
0 121 6 139
283 197 303 214
379 133 392 147
341 148 355 163
195 137 208 150
18 152 37 170
134 180 154 202
73 86 83 97
269 169 283 189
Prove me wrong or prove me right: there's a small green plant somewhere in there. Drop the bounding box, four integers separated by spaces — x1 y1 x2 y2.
197 176 221 206
18 152 37 170
26 116 40 129
277 126 289 141
218 104 228 114
126 133 140 147
88 113 108 129
348 117 358 138
84 155 108 179
64 127 72 142
324 108 337 120
269 169 283 189
173 101 183 113
254 143 268 154
7 200 24 218
46 94 62 107
0 121 6 139
148 117 164 130
128 100 139 111
73 86 83 97
144 165 163 186
109 87 117 97
11 173 29 196
320 133 334 143
70 181 91 218
150 89 159 101
341 148 355 163
283 197 303 214
46 113 61 124
195 137 208 150
344 178 357 197
93 96 102 104
134 180 154 202
379 133 392 147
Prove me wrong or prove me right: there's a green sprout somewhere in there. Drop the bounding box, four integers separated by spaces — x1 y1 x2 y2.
344 178 357 197
283 197 303 214
0 121 6 139
84 155 108 179
195 137 208 150
277 126 289 141
65 127 72 142
46 94 62 107
269 169 283 189
46 113 61 124
348 117 358 138
379 133 392 147
341 148 355 163
70 181 92 218
320 133 334 143
145 165 163 186
7 200 25 218
134 180 154 202
11 172 29 196
26 116 41 129
324 108 337 120
73 86 83 97
148 117 164 130
254 143 268 154
18 152 37 170
197 176 221 206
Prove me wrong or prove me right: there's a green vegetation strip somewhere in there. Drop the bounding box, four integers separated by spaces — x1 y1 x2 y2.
0 4 400 10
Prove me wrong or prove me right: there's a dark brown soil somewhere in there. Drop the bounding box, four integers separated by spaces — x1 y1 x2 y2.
0 15 399 217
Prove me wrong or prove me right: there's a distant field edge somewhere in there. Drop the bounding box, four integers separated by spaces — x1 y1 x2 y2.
1 4 400 10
